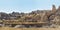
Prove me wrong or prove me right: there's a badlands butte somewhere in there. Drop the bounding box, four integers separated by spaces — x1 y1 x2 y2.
0 5 60 28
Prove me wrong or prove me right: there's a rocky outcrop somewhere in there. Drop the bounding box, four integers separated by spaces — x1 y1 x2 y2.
0 5 60 28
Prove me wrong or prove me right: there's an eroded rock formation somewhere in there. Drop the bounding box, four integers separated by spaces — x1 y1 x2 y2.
0 5 60 28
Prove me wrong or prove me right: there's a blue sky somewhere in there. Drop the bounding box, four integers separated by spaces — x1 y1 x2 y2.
0 0 60 13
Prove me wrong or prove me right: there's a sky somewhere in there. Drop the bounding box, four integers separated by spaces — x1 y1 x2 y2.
0 0 60 13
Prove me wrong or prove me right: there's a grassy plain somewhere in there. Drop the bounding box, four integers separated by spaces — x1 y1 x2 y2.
0 27 60 30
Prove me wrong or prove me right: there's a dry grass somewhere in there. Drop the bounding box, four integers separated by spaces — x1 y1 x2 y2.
0 27 60 30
